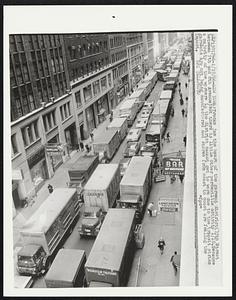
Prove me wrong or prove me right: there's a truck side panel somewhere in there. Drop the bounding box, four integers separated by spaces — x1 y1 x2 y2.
85 268 119 287
84 190 108 211
20 232 49 254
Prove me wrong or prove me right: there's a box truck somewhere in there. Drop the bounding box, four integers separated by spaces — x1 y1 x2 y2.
143 70 158 89
17 188 81 276
79 164 121 237
67 154 99 193
85 209 136 287
129 89 145 111
92 129 120 161
151 100 171 135
45 249 86 288
137 81 152 99
118 156 152 221
119 99 138 126
107 117 128 142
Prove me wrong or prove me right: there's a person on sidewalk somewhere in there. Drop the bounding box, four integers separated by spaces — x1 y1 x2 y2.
185 82 188 88
181 108 185 117
80 141 84 151
158 237 166 255
90 132 94 142
186 96 188 102
147 202 154 216
85 144 90 153
48 184 53 194
170 251 178 276
171 107 174 117
179 174 184 183
183 135 187 147
166 132 170 142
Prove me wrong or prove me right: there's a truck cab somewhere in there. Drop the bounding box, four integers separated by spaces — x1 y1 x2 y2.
118 195 143 221
17 244 48 276
79 207 104 237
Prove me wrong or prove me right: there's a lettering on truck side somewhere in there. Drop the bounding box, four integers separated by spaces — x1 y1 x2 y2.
86 268 117 276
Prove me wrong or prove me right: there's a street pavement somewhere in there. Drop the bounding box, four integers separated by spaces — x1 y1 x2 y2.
128 70 190 287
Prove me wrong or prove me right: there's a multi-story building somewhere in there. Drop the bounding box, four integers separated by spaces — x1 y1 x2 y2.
143 33 155 72
63 34 114 136
157 33 169 57
108 34 129 106
10 34 75 209
126 33 145 90
167 32 178 47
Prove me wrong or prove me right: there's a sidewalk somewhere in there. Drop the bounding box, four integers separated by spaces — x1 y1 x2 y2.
128 70 190 287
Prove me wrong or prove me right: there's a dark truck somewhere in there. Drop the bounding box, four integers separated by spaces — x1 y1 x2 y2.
85 209 136 287
45 249 86 288
67 154 99 193
17 188 81 277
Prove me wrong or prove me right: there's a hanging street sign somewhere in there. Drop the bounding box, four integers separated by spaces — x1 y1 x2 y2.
163 157 185 175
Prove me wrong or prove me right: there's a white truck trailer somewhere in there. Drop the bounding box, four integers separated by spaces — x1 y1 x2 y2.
107 117 128 142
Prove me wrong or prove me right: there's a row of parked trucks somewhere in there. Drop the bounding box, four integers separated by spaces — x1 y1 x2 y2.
15 66 178 287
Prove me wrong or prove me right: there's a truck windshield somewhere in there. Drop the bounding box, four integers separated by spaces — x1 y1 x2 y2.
18 255 35 264
84 212 96 218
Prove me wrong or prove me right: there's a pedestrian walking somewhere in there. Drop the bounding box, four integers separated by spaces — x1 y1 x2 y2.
185 82 188 88
186 96 188 102
179 174 184 183
170 174 176 184
178 82 181 88
80 141 84 151
180 98 184 106
48 184 53 194
166 132 170 142
85 144 90 153
181 108 185 117
147 202 154 217
183 135 187 147
158 237 166 255
90 132 94 142
171 107 174 117
170 251 178 276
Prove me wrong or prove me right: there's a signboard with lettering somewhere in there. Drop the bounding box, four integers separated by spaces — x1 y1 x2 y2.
45 143 64 155
163 157 185 175
158 198 180 212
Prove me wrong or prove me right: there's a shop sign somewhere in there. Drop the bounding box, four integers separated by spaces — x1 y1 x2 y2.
158 198 180 212
163 157 185 175
27 147 45 169
45 143 63 154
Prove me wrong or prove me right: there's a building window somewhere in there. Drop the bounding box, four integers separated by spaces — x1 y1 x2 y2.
43 110 56 132
75 91 82 108
108 73 112 87
100 76 107 92
15 35 24 51
92 80 100 96
21 120 39 147
11 134 19 156
83 85 92 102
9 36 17 52
60 102 71 121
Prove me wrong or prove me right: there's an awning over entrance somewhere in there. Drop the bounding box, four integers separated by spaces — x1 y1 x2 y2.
12 169 23 181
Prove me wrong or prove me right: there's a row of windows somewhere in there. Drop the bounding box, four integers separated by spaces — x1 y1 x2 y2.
10 53 30 87
109 36 125 49
10 35 62 53
21 120 39 147
112 62 128 80
126 34 143 46
131 56 143 69
111 50 127 64
70 56 110 80
68 40 108 61
60 102 71 121
129 45 143 58
43 110 56 132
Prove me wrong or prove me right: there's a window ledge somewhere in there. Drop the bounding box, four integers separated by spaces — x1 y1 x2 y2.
11 152 22 161
46 125 58 135
25 137 41 150
62 115 73 125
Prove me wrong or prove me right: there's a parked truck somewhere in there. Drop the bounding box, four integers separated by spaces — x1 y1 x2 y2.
85 208 136 287
143 70 158 90
151 99 171 135
92 128 120 161
16 188 81 276
67 154 99 193
45 249 86 288
118 156 153 221
137 81 152 99
107 117 128 142
79 164 121 237
119 98 138 126
128 89 145 111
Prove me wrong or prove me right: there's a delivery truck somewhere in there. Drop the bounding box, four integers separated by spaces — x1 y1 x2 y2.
118 156 152 220
79 164 121 237
159 90 173 103
107 117 128 142
137 81 152 99
165 70 179 84
45 249 86 288
119 99 138 126
143 70 158 90
151 99 171 134
67 154 99 192
85 209 136 287
129 89 145 111
17 188 81 276
92 128 120 161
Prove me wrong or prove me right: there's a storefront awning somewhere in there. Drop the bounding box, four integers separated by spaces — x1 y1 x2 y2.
12 169 23 180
